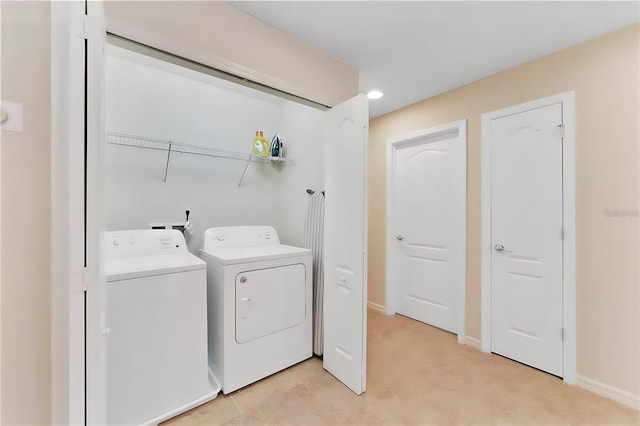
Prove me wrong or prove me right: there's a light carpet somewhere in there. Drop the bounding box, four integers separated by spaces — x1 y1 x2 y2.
164 309 639 425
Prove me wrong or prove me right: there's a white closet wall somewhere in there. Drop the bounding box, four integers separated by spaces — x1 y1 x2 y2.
277 102 325 246
105 48 283 251
105 46 323 252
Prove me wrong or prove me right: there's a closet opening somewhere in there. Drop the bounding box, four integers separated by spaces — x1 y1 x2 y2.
92 32 368 424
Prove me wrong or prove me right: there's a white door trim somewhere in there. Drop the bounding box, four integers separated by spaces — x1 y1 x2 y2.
385 120 467 344
53 2 108 424
86 1 108 423
51 2 88 424
480 92 576 383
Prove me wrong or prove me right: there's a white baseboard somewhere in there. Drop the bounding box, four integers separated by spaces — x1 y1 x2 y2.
465 336 482 350
367 301 385 313
577 375 640 410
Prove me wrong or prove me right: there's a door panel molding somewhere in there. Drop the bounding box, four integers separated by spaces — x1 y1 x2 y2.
480 92 576 384
385 120 467 344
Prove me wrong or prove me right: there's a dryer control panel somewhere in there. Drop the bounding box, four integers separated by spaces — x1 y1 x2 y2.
203 226 280 252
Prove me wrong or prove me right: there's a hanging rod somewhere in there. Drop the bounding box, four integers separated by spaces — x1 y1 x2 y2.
106 132 288 185
306 189 325 195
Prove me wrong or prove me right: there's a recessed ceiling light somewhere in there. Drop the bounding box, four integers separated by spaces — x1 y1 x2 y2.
367 90 384 100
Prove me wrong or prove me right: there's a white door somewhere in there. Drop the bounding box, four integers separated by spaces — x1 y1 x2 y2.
323 94 368 395
86 1 108 423
490 103 564 376
390 127 466 334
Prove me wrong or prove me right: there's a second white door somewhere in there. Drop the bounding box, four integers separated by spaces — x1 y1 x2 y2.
490 103 564 376
389 124 466 334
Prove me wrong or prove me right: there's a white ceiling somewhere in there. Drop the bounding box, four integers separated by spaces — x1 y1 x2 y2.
232 1 639 117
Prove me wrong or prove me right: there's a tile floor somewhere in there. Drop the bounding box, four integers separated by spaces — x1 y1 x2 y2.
164 309 639 425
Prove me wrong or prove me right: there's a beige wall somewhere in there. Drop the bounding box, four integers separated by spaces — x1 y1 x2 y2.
369 24 639 397
103 1 359 108
0 1 52 425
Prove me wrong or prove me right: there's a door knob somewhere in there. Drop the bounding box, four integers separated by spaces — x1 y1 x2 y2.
396 235 404 241
494 244 511 253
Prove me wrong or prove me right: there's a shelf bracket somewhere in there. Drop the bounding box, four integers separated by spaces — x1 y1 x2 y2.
238 157 251 186
163 143 173 182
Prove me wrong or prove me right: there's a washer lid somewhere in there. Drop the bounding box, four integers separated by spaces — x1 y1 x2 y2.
200 244 311 265
106 252 206 282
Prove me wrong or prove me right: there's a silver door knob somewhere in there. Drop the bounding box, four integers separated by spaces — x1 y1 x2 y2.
494 244 511 252
396 235 404 241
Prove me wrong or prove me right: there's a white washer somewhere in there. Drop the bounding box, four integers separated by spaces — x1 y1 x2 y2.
199 226 312 394
105 230 220 425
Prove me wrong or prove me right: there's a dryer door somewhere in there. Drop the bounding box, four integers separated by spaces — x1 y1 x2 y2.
236 264 307 344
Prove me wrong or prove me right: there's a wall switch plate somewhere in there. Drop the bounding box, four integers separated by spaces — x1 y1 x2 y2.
0 100 24 132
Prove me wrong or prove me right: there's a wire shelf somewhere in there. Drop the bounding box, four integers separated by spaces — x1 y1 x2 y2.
106 132 287 163
106 132 288 185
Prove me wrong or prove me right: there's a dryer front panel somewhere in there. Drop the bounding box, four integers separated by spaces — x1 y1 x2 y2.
235 264 307 344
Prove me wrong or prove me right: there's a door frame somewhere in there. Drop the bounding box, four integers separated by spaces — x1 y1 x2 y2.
480 92 576 383
66 5 370 419
385 120 467 344
51 2 90 424
52 2 108 423
86 1 108 422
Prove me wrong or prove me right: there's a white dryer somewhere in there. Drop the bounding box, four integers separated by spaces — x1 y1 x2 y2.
199 226 312 394
105 229 220 425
